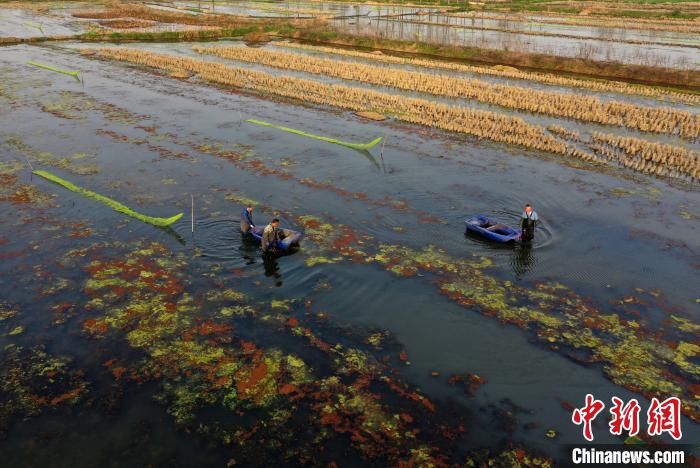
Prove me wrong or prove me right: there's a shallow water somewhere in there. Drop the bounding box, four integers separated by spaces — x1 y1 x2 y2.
334 16 700 70
0 7 87 38
1 44 698 465
157 0 443 18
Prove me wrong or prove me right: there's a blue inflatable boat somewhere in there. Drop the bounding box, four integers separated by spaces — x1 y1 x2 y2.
465 215 521 243
250 226 303 252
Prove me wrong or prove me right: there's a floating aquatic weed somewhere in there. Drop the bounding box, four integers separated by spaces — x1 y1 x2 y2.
205 288 248 302
33 170 183 227
0 346 88 438
74 243 536 463
0 160 56 208
246 119 383 151
5 136 101 175
678 204 698 220
288 212 700 422
671 315 700 334
365 331 386 348
447 373 487 397
270 299 293 311
673 342 700 376
27 61 81 82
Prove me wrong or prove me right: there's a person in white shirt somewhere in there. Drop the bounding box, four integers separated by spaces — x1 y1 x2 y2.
521 204 538 242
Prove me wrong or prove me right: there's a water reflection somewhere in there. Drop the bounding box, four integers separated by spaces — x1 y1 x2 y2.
262 253 283 286
159 225 186 246
511 242 535 279
239 232 258 265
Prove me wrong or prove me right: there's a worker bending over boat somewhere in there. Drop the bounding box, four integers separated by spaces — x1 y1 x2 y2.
262 218 281 254
240 205 255 235
521 204 538 242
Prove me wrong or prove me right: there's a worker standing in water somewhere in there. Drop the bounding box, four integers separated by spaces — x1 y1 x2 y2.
262 218 281 254
240 205 255 235
521 204 538 242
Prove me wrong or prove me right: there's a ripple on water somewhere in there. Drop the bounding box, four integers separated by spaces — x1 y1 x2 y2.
460 208 557 279
192 217 247 262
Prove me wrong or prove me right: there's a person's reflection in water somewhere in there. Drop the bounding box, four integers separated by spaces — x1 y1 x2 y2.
511 242 535 279
263 253 283 287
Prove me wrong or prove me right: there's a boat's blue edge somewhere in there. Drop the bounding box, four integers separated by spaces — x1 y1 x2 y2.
465 215 520 243
250 227 303 251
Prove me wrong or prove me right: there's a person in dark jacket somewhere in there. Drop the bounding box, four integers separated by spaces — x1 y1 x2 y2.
262 218 281 253
240 205 255 234
520 204 538 242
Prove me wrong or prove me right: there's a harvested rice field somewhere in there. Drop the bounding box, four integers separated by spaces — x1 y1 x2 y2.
1 1 699 466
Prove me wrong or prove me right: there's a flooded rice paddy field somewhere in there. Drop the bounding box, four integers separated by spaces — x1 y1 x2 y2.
1 36 699 467
80 39 699 114
74 40 698 157
0 7 89 38
151 0 443 18
336 17 700 70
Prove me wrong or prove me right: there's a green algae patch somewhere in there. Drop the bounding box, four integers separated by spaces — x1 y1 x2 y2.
671 315 700 334
205 288 247 303
0 160 56 208
67 238 559 463
247 119 382 151
0 346 88 438
673 342 700 376
223 192 259 207
215 191 700 422
0 303 19 322
270 299 292 311
678 204 698 220
33 170 183 227
295 225 700 423
218 305 255 318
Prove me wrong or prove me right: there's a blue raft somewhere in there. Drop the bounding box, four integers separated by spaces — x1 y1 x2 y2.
465 215 521 243
250 226 303 252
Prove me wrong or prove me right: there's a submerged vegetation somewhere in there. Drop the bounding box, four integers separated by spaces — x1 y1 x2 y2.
286 211 700 424
48 238 552 464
